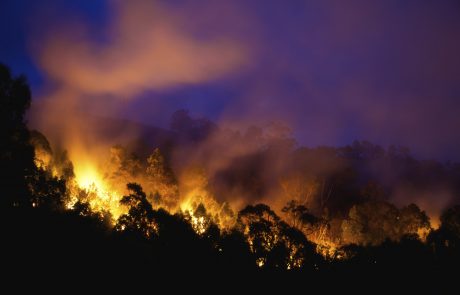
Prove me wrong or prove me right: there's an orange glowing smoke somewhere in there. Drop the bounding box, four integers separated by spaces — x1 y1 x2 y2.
37 0 246 97
30 0 247 228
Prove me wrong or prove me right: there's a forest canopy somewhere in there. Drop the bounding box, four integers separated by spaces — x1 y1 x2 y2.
1 63 460 285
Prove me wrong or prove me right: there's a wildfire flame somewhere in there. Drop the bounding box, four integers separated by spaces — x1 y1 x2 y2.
59 150 230 233
32 141 440 264
67 158 126 222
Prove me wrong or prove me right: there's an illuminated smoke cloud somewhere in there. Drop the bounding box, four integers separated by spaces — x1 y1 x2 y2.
29 0 248 216
31 0 247 148
38 0 246 97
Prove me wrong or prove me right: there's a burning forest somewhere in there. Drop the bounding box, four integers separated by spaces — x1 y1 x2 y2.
2 0 460 290
28 107 458 259
4 74 460 276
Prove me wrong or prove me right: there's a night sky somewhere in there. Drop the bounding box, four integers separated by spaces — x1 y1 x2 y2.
1 0 460 160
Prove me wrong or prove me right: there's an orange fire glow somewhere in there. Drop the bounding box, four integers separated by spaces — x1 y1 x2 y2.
71 161 125 221
32 142 444 263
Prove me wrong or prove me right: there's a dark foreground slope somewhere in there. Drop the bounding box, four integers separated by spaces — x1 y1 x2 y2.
2 206 457 293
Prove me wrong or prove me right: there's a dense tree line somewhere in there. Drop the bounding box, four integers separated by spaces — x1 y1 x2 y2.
1 63 460 288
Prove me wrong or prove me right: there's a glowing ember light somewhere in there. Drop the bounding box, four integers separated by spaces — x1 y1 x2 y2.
256 258 265 268
191 215 207 235
65 196 78 210
180 199 210 235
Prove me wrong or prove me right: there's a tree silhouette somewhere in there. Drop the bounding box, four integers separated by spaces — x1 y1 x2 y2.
0 63 35 208
429 205 460 266
30 130 53 169
281 199 331 253
277 221 319 270
398 203 430 239
440 205 460 238
342 201 431 246
218 228 254 270
115 183 157 239
28 167 67 210
282 200 320 231
237 204 285 268
342 201 400 245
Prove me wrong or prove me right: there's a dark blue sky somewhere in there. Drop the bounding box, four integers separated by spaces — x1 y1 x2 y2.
1 0 460 160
